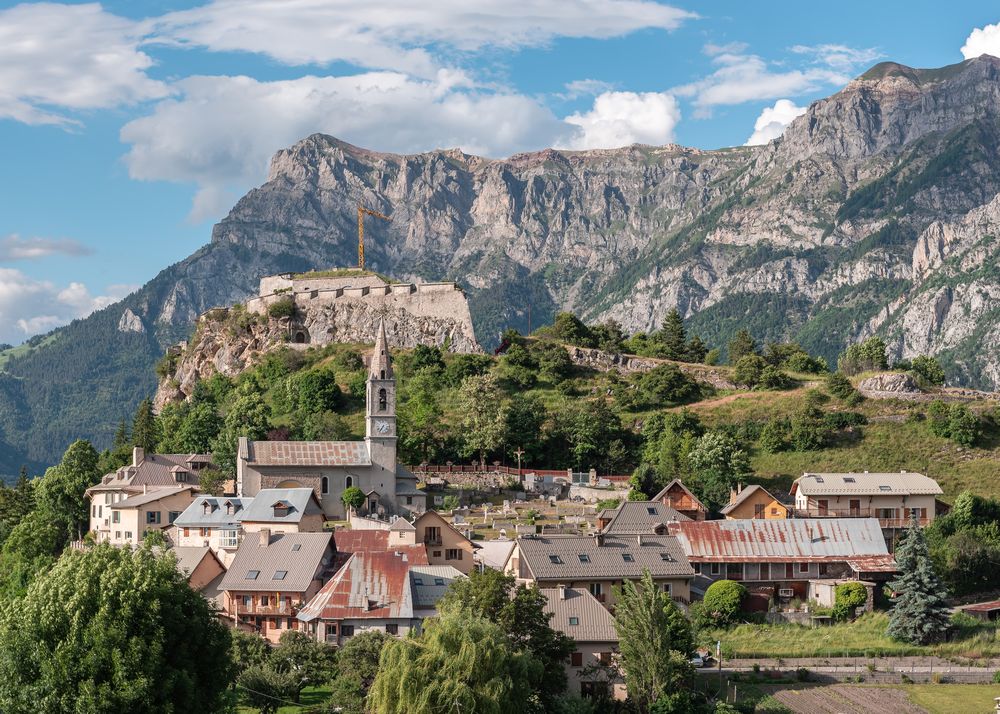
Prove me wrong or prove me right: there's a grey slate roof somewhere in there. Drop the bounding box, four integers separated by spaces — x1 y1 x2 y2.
389 518 416 532
516 534 694 581
90 453 213 492
174 496 254 528
601 501 690 534
239 488 322 524
473 539 515 570
719 485 778 515
793 471 943 497
541 587 618 643
171 546 218 577
113 485 195 508
219 532 333 593
410 565 464 608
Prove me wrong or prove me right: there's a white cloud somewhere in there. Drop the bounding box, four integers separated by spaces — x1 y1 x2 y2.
0 2 169 126
120 71 575 221
560 91 681 149
790 44 882 73
156 0 695 76
0 268 135 343
961 22 1000 59
0 234 92 261
745 99 806 146
560 79 616 99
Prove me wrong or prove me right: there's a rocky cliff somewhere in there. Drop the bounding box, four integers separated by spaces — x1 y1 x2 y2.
6 55 1000 471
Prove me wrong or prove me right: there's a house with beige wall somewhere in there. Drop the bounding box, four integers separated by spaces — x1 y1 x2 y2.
171 546 226 592
172 496 253 566
720 485 788 520
791 471 942 527
107 486 198 547
650 480 708 520
504 533 694 607
238 488 326 534
412 510 477 574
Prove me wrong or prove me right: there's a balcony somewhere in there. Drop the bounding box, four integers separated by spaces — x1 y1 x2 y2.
233 601 300 617
423 537 443 546
793 508 930 528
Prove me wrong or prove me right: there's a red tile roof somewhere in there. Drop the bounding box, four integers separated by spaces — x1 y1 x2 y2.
246 440 371 467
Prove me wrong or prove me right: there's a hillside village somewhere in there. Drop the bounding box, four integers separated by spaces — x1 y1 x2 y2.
26 283 1000 713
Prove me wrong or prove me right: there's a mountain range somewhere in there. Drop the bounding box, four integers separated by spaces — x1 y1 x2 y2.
5 55 1000 474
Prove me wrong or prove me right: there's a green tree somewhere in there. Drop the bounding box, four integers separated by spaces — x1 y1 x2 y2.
826 372 858 401
558 400 625 470
368 613 544 714
198 468 228 497
732 355 767 388
656 309 687 360
458 373 510 464
292 368 343 413
442 353 494 387
211 389 272 473
947 404 980 446
341 486 364 513
758 418 790 454
634 364 701 407
0 509 63 598
837 336 888 375
551 312 594 347
727 329 757 364
271 630 337 693
335 630 390 691
230 629 271 674
297 410 352 441
699 579 747 627
685 334 708 363
131 397 159 451
688 432 751 510
238 663 299 714
505 393 547 465
613 570 695 714
36 439 101 541
887 517 950 645
910 355 946 386
533 340 574 383
0 544 232 713
398 369 446 463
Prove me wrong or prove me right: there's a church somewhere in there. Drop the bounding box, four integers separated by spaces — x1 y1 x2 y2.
235 319 426 519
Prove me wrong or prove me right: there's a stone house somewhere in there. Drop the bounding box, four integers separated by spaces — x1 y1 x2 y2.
790 471 943 527
720 485 789 520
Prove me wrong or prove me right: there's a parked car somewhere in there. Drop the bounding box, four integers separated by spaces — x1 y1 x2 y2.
690 655 706 668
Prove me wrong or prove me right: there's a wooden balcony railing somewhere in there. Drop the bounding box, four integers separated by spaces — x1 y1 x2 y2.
793 508 930 528
233 601 299 617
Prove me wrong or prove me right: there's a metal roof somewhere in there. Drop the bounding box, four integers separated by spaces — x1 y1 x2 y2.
516 534 694 580
174 496 254 528
239 488 323 523
113 485 196 508
541 587 618 643
298 550 414 622
333 529 430 564
793 471 943 497
601 501 690 535
219 532 333 593
410 565 463 609
719 485 782 515
473 539 516 570
245 440 371 467
668 518 889 563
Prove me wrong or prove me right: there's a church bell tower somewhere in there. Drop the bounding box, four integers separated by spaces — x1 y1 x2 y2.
365 318 397 472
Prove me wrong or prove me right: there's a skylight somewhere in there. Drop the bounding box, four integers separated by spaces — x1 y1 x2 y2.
646 507 657 515
273 570 287 580
549 555 563 564
291 543 302 551
434 578 445 586
622 553 634 563
660 553 673 562
879 485 891 491
568 617 579 626
413 578 423 585
578 554 590 563
843 477 855 483
814 477 824 483
246 570 259 580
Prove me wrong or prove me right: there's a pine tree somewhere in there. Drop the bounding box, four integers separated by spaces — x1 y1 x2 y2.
685 334 708 363
656 309 687 360
131 398 158 452
887 515 951 645
113 419 130 451
727 329 758 364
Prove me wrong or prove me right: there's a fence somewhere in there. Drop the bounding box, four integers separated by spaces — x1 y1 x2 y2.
409 464 631 481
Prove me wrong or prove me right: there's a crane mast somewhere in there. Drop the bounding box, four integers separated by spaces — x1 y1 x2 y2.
357 203 390 271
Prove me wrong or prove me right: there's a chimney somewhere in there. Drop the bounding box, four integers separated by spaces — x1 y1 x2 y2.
637 534 643 546
259 528 271 547
143 484 148 494
558 584 566 600
132 446 144 466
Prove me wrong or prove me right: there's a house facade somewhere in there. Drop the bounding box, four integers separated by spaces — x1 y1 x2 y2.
172 495 253 566
238 488 326 534
720 485 789 520
791 471 943 527
412 510 477 574
106 486 197 547
235 319 426 520
650 480 708 520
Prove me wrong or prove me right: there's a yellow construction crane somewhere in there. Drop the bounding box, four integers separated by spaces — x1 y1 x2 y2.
357 203 390 271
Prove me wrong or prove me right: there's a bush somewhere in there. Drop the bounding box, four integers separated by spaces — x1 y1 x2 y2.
928 401 981 446
704 348 721 366
700 580 747 627
733 355 767 388
758 418 789 453
823 411 868 429
267 297 296 319
759 365 792 390
832 581 867 621
596 498 621 511
911 355 946 386
333 350 364 371
826 372 857 401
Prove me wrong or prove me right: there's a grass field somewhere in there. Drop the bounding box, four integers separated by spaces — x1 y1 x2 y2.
238 684 332 713
907 683 1000 713
700 613 1000 659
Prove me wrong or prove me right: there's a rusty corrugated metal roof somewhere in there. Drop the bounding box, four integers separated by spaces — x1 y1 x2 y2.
669 518 889 562
297 550 414 622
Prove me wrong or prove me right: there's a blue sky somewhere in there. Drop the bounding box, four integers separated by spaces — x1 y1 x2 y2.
1 0 999 345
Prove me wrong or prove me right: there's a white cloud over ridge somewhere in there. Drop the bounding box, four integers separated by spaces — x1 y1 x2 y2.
962 22 1000 59
156 0 696 75
560 91 681 149
0 234 92 261
0 2 168 125
745 99 806 146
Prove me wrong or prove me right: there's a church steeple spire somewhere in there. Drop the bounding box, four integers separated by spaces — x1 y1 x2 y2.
369 317 393 380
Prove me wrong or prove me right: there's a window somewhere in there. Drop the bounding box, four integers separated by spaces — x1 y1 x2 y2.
433 551 441 557
386 624 399 635
710 563 721 576
225 502 234 515
578 554 590 563
183 527 190 538
115 531 121 540
661 583 672 595
321 476 329 495
168 511 181 524
406 496 413 505
446 549 462 561
754 503 765 518
345 476 353 489
241 595 251 607
273 570 288 581
221 529 239 548
818 563 828 576
112 511 120 524
246 570 260 580
799 563 809 573
570 652 583 667
770 508 779 515
378 388 387 411
200 527 210 537
413 577 423 585
581 682 608 700
124 531 133 541
660 552 673 562
589 583 602 597
341 625 355 637
598 652 612 665
568 617 579 626
814 477 824 483
434 578 445 586
260 596 269 607
549 555 563 564
292 543 302 552
146 511 161 525
622 553 634 563
203 503 212 514
91 505 96 517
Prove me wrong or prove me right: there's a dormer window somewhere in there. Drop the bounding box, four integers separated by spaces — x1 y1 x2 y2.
202 502 212 515
272 500 291 518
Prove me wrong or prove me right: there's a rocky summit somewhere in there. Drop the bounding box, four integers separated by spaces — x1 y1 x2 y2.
4 55 1000 470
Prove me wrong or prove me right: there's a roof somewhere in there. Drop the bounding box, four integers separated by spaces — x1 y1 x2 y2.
298 550 413 622
516 534 694 581
668 518 889 563
89 453 213 492
244 440 371 467
369 317 394 380
963 600 1000 614
844 555 898 573
113 485 196 509
541 587 618 643
333 529 430 564
239 488 322 523
473 539 516 570
389 518 416 532
171 546 218 577
651 479 708 512
601 501 690 534
410 565 463 608
219 532 333 593
415 511 476 546
792 471 943 497
720 485 782 515
174 496 254 528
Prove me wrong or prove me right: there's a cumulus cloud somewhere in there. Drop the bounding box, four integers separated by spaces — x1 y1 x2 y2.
120 71 574 221
745 99 806 146
0 268 135 343
961 22 1000 59
156 0 695 76
0 2 169 126
560 91 681 149
0 234 92 261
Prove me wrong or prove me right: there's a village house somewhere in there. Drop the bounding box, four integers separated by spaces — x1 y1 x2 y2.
412 510 477 574
105 485 198 547
668 518 896 608
219 530 335 644
542 586 626 701
650 480 708 520
235 320 426 520
720 485 789 520
238 488 326 534
296 549 462 645
86 447 210 542
171 495 252 566
599 500 690 534
170 546 226 592
504 533 695 606
790 471 943 527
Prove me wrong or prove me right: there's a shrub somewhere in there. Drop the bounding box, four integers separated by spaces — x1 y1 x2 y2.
795 667 810 682
733 355 767 388
927 401 981 446
700 580 747 627
759 365 792 390
837 336 888 375
911 355 946 386
267 297 296 319
823 411 868 429
333 349 364 371
832 581 867 621
758 418 789 454
704 348 721 366
596 498 621 511
826 372 857 400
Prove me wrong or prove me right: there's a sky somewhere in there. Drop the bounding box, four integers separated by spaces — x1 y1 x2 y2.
1 1 1000 345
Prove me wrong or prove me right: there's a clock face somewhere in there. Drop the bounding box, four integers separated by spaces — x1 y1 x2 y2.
375 419 391 434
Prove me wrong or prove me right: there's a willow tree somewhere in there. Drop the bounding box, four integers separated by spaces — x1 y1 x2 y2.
368 613 543 714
